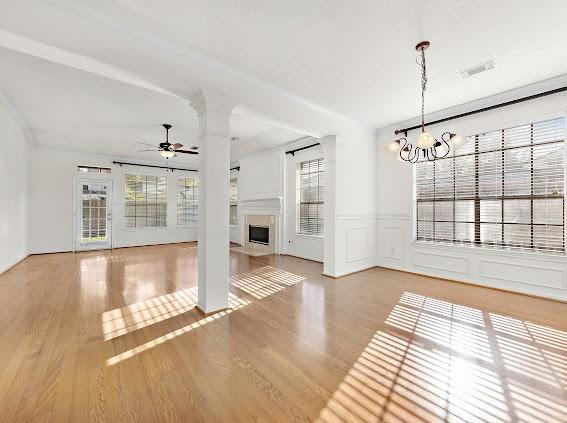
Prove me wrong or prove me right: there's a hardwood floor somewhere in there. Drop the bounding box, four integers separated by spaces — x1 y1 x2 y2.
0 243 566 422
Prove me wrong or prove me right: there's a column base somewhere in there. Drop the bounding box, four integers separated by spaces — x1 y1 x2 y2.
195 305 231 317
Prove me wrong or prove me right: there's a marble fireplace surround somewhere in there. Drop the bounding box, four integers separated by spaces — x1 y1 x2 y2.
239 197 283 255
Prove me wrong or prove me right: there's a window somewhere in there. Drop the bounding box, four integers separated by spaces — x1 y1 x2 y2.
177 177 198 226
416 117 565 253
297 158 324 236
230 170 238 225
125 174 167 228
78 165 111 173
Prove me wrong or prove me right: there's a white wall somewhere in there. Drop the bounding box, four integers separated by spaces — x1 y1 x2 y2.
284 145 324 262
29 149 198 254
0 103 29 273
236 148 286 253
376 80 567 301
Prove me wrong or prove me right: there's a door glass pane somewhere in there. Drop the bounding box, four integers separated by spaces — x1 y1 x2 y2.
81 183 108 243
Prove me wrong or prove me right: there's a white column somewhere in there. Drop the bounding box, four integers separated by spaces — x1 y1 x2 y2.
320 135 338 277
190 90 234 314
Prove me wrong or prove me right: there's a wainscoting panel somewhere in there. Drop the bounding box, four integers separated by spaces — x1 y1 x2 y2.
334 216 377 277
346 227 368 263
479 259 566 290
413 251 469 275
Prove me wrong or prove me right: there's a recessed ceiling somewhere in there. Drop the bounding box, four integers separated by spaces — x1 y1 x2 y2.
0 45 307 163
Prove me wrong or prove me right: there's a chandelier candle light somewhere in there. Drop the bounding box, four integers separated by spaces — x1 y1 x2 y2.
387 41 466 163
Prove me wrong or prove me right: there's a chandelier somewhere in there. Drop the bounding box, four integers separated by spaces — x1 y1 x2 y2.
387 41 466 163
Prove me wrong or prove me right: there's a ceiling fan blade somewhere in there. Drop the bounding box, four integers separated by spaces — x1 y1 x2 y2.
137 149 158 152
174 149 199 155
171 143 183 149
137 141 157 147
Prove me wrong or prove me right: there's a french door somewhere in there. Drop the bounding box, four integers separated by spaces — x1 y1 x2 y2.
76 179 112 250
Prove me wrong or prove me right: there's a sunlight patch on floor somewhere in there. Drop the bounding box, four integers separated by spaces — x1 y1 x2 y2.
106 266 305 365
102 287 199 340
316 292 567 423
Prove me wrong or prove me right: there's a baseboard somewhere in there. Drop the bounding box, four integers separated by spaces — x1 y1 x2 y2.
375 264 567 304
323 264 378 279
282 253 323 263
0 253 30 275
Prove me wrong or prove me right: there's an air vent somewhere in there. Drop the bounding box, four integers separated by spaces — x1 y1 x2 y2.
458 59 496 79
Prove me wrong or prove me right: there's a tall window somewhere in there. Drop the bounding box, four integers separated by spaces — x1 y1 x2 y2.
297 158 324 236
416 117 565 253
177 177 199 226
125 174 167 228
229 170 238 225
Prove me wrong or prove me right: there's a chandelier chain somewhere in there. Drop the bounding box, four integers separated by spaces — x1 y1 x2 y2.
420 47 427 132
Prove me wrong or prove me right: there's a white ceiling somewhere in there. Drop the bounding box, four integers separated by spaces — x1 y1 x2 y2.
0 45 306 164
0 0 566 158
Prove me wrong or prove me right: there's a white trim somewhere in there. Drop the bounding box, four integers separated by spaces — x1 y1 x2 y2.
411 240 567 262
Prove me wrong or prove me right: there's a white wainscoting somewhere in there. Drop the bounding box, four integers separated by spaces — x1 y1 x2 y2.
413 251 469 275
334 215 377 277
376 215 567 301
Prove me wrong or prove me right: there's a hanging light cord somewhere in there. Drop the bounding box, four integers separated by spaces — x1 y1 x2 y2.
419 47 427 133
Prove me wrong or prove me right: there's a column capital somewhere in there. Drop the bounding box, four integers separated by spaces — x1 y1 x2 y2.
319 134 337 149
190 89 236 117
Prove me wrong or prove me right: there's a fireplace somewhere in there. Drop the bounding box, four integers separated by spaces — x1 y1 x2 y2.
249 225 269 245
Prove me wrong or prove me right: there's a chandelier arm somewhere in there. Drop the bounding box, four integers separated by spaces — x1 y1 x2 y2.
398 138 409 161
430 144 438 159
409 147 420 163
438 139 451 158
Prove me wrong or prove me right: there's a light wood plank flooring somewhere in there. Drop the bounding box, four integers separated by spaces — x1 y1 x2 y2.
0 243 566 422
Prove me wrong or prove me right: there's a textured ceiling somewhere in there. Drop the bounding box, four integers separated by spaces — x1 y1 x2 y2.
0 0 566 154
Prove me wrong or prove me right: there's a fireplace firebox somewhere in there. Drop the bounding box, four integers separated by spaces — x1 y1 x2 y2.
249 225 269 245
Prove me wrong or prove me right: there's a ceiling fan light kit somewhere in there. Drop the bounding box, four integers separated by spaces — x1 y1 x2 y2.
137 123 199 159
388 41 465 163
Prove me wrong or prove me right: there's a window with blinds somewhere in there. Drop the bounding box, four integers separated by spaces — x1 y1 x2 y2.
125 174 167 228
229 170 238 225
177 177 199 226
297 158 324 236
416 117 565 253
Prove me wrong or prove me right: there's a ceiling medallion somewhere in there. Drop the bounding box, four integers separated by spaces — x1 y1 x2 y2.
387 41 466 163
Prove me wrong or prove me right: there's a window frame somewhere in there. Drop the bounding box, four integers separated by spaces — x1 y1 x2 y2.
124 173 168 229
177 176 199 227
414 116 566 254
296 157 325 237
229 170 238 226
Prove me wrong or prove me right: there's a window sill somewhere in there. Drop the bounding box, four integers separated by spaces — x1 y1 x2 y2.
177 225 199 229
296 233 324 240
122 226 168 231
410 240 567 261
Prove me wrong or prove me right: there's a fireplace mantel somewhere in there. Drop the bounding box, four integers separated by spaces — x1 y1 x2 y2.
238 197 283 216
239 197 283 254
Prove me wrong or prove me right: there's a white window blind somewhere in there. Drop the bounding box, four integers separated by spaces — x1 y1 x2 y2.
229 170 238 225
177 177 198 226
125 174 167 228
297 158 324 236
416 117 565 253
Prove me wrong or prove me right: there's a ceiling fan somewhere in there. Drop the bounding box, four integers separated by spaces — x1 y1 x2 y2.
138 124 198 158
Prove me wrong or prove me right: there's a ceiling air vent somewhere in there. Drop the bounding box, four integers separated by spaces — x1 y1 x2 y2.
458 59 496 79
